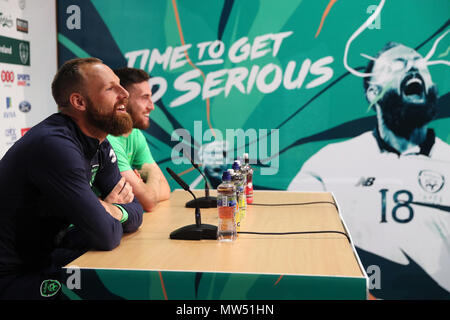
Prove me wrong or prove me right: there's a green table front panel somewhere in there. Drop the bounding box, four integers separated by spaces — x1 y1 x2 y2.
62 268 367 300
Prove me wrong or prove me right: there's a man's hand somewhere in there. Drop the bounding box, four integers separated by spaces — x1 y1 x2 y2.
120 163 170 212
99 200 123 221
133 169 142 181
137 168 148 182
104 177 134 204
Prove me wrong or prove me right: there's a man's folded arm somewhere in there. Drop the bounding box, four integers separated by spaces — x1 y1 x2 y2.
150 163 171 201
121 169 158 212
29 136 124 251
94 143 144 231
109 197 143 233
121 163 170 212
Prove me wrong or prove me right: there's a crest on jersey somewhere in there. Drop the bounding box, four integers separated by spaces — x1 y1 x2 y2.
40 279 61 298
109 149 117 163
418 170 445 194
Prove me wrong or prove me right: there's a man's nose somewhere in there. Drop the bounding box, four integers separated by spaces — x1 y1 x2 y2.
148 98 155 111
118 85 129 99
406 65 419 74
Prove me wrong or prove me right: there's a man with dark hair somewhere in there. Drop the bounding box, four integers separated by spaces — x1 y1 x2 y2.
0 58 143 299
107 68 170 212
362 42 438 148
288 43 450 299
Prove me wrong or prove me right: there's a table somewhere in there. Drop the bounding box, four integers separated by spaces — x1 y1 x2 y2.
62 190 368 300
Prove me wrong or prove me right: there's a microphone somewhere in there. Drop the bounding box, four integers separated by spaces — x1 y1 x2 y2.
166 167 217 240
184 152 217 209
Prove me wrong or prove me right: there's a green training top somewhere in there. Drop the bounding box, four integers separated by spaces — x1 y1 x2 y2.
107 129 155 172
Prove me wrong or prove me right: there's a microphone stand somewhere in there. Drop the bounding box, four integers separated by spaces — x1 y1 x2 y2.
185 162 217 209
166 167 217 240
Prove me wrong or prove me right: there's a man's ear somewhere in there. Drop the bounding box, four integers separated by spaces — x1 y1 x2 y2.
69 93 86 111
366 84 381 104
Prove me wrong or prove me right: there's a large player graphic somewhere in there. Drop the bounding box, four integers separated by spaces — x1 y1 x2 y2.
288 39 450 299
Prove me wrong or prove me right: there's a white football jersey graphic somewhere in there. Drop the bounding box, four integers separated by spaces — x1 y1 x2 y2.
288 131 450 294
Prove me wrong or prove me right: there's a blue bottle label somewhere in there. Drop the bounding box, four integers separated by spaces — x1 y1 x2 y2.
218 195 236 207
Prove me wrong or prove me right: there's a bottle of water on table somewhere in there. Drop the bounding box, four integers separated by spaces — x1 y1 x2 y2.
232 160 247 220
217 171 237 241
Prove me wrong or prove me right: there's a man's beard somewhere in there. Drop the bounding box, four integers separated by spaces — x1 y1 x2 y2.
85 97 133 136
377 85 438 139
127 105 149 130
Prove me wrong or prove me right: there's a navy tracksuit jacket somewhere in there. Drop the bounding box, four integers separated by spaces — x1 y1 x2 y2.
0 113 143 299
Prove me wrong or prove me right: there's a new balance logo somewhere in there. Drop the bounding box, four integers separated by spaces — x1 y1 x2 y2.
355 177 376 187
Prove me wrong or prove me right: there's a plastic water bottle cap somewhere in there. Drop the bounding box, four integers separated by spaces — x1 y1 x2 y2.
222 171 231 181
232 161 240 170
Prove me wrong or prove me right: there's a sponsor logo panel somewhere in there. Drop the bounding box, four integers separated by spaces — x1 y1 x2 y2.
16 18 28 33
17 73 30 86
0 11 14 29
21 127 30 136
18 100 30 112
0 35 30 66
3 96 16 118
1 70 14 85
4 127 18 145
6 97 12 109
18 0 26 11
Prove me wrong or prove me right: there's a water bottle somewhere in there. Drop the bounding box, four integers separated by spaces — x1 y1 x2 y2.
227 169 241 232
242 153 254 204
232 160 247 221
217 171 237 241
